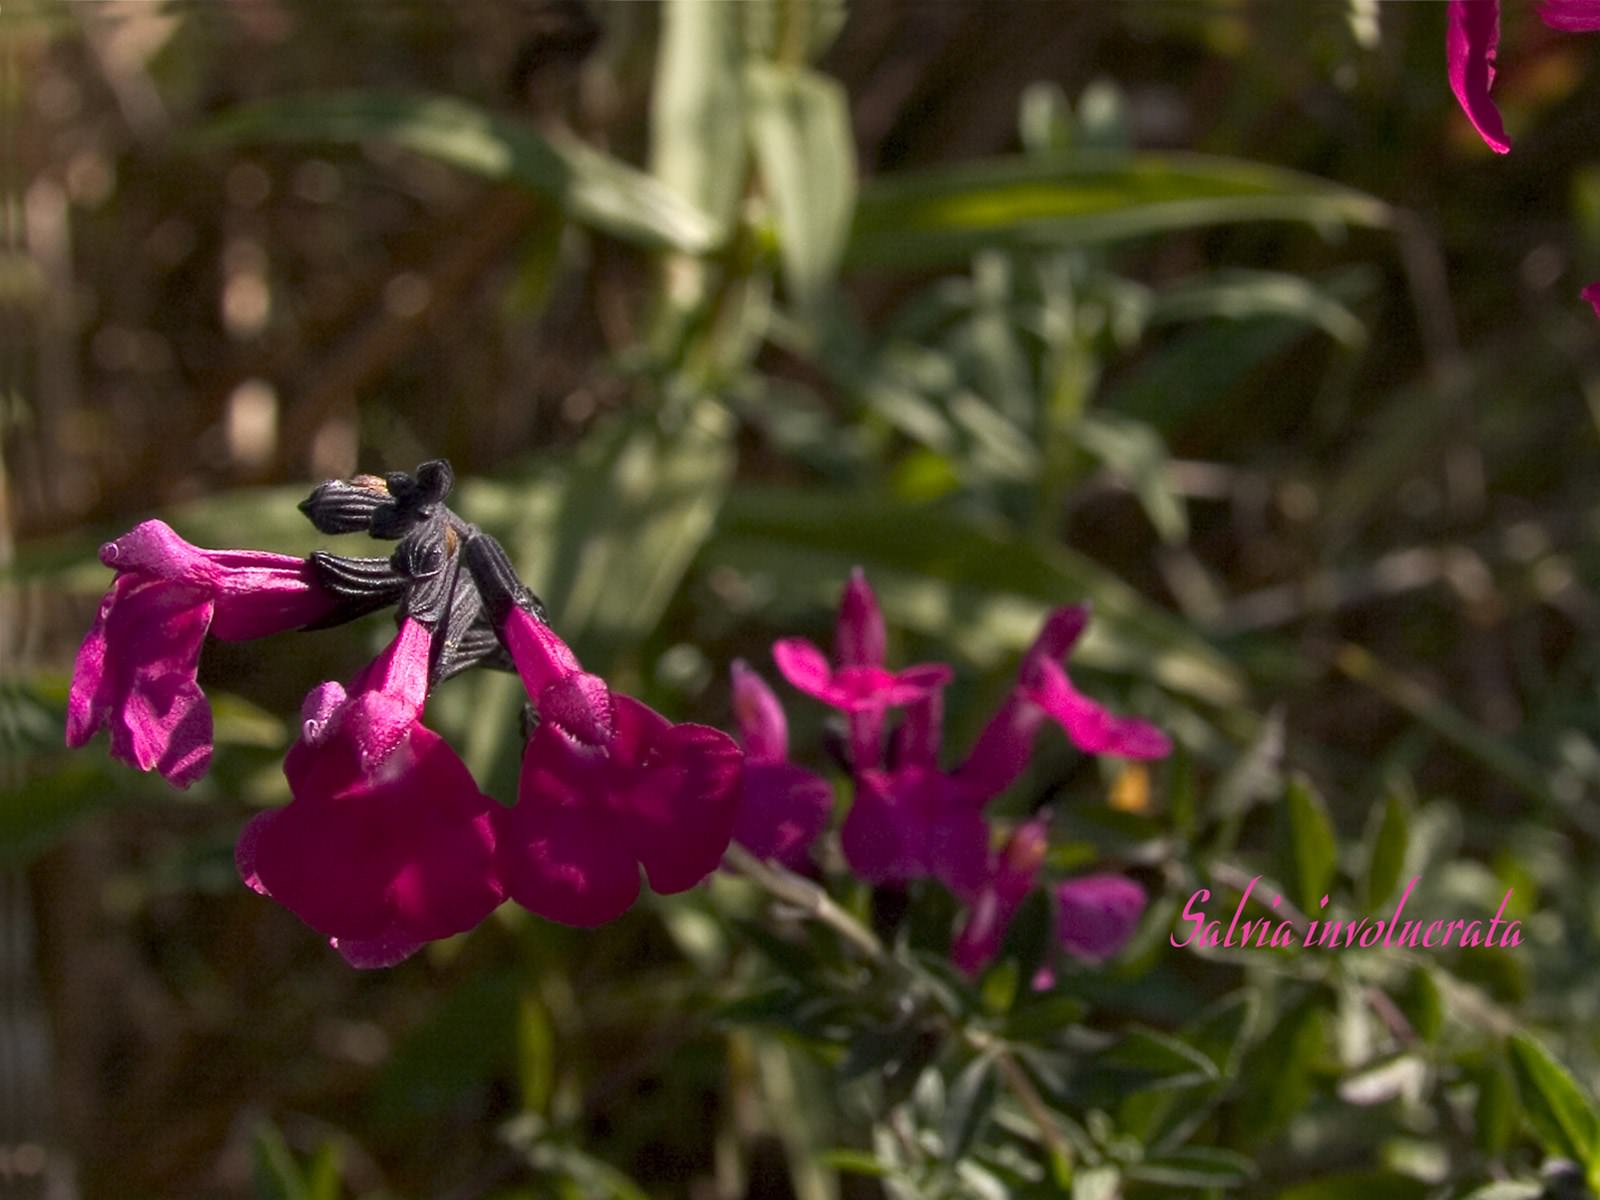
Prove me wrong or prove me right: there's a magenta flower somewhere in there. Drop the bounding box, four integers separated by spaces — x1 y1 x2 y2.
468 535 743 927
67 520 341 788
773 568 951 770
1448 1 1600 154
841 690 990 897
729 660 833 867
951 818 1048 976
237 618 504 967
1054 873 1147 963
957 604 1170 801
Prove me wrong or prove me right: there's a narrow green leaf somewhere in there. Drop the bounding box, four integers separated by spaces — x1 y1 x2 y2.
1145 268 1367 348
650 0 746 235
1279 773 1337 914
196 92 721 253
1127 1147 1254 1188
941 1053 998 1164
847 152 1392 271
1506 1033 1600 1166
747 63 857 309
1361 785 1411 910
252 1123 308 1200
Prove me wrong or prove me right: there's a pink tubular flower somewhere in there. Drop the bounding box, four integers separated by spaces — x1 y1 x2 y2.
237 618 504 968
68 520 339 788
1054 873 1147 963
951 819 1048 976
466 534 742 927
957 604 1171 800
729 660 833 867
1444 2 1600 308
841 690 990 897
773 568 951 771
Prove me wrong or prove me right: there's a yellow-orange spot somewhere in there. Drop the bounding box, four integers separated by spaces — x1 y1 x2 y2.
1110 763 1151 814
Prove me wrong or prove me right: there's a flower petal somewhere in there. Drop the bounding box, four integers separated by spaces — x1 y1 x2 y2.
734 762 834 867
841 770 919 885
956 692 1047 802
1447 0 1512 154
835 567 886 670
772 638 836 702
499 753 642 925
1540 0 1600 31
611 699 743 895
85 576 216 788
503 606 582 693
1584 281 1600 317
331 932 425 969
1024 658 1171 760
731 659 788 762
1055 874 1147 962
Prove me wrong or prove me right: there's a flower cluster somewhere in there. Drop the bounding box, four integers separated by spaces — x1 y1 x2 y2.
731 570 1171 978
1445 0 1600 312
69 461 741 966
67 464 1172 977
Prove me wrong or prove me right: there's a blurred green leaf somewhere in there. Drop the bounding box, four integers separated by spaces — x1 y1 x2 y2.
1506 1033 1600 1169
1361 785 1411 910
941 1052 998 1164
847 153 1391 271
197 92 721 254
1144 269 1367 348
1075 412 1187 543
651 0 746 237
1279 773 1337 914
747 62 856 310
1127 1147 1254 1187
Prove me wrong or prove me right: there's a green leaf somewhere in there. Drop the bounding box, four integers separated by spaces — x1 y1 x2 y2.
650 0 746 237
1107 1028 1221 1089
1127 1147 1254 1188
1236 999 1326 1145
251 1123 308 1200
847 152 1392 271
1506 1032 1600 1167
1279 773 1337 914
1144 268 1367 348
1361 784 1411 910
196 92 721 254
1075 412 1188 544
746 63 857 310
1459 1183 1543 1200
941 1053 997 1164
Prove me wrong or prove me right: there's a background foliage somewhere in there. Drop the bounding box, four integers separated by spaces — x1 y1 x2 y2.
10 1 1600 1197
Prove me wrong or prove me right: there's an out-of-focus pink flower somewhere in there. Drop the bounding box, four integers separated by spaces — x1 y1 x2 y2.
1447 1 1600 153
773 569 951 770
237 618 504 967
1054 873 1147 963
729 660 833 867
1538 1 1600 33
467 535 742 926
1448 0 1512 154
957 604 1170 801
68 520 338 788
952 819 1049 975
